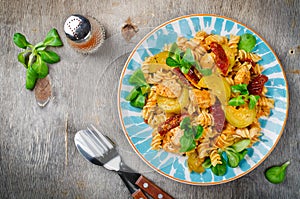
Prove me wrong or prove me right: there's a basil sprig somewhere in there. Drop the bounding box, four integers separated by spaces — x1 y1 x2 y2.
225 139 250 168
13 28 63 90
179 117 203 152
228 84 260 109
166 43 212 76
125 68 150 108
203 139 250 176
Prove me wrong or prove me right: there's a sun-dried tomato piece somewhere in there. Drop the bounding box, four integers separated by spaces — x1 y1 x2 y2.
172 68 192 87
247 74 268 95
184 67 201 87
209 99 225 132
210 42 229 75
158 114 187 136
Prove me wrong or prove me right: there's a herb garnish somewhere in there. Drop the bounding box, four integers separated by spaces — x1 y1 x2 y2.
238 33 257 52
13 28 63 90
211 155 227 176
179 117 203 152
265 161 290 184
166 43 212 76
125 68 150 108
225 139 250 168
228 84 260 109
203 139 250 176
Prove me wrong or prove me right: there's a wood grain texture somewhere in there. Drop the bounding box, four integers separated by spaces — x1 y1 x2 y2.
0 0 299 198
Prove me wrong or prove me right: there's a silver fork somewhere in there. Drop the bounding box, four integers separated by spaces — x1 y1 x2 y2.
74 125 174 199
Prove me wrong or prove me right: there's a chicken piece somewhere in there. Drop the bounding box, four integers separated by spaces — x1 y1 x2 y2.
156 79 182 98
189 89 215 109
234 65 251 85
162 127 184 154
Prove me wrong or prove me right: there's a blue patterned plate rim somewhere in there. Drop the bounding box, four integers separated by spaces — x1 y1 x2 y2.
117 14 289 185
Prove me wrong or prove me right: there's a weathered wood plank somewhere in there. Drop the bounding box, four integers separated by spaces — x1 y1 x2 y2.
0 0 299 198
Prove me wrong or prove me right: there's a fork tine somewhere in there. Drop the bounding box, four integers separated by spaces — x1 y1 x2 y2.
76 130 105 157
83 130 108 155
86 128 109 153
88 125 114 149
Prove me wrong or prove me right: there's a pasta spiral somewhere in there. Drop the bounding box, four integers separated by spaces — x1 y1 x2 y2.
238 49 262 62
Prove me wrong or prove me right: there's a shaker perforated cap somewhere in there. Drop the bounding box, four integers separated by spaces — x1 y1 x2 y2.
64 14 91 41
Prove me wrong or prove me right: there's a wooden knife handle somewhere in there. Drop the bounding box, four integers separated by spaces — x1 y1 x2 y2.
132 189 148 199
135 175 174 199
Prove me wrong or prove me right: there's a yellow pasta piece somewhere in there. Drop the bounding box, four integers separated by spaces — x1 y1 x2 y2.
238 49 262 62
151 130 163 150
234 64 251 85
210 148 222 167
228 34 240 56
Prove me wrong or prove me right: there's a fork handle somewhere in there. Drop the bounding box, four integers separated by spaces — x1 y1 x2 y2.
132 189 148 199
117 171 148 199
135 175 174 199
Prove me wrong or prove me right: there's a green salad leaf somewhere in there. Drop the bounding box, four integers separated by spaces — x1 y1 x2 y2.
249 95 260 110
126 68 150 109
13 33 31 49
43 28 63 47
238 33 256 52
231 84 249 95
39 50 60 64
129 68 147 86
265 161 290 184
179 116 203 152
211 155 227 176
13 28 63 90
202 158 212 168
232 139 250 152
166 42 212 76
229 84 260 109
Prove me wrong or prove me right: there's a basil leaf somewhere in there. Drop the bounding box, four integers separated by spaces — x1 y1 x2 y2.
228 96 245 106
202 158 212 168
128 68 147 86
26 67 38 90
237 149 248 161
238 33 256 52
130 94 146 108
125 88 140 101
265 161 290 184
174 48 183 62
226 150 240 168
180 117 191 130
17 52 27 68
43 28 63 47
179 136 195 152
249 95 260 109
211 155 227 176
39 50 60 64
231 84 249 95
166 57 179 67
139 85 150 95
194 125 203 140
13 33 31 49
32 55 49 78
182 48 194 63
168 42 178 57
184 129 194 137
232 139 250 152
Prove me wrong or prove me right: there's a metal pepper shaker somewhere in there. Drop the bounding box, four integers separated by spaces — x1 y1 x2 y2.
64 14 105 54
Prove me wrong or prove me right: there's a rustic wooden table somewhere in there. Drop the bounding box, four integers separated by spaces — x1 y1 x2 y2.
1 0 299 198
